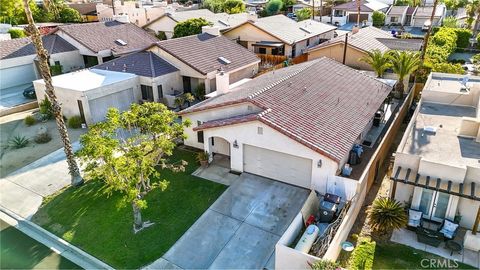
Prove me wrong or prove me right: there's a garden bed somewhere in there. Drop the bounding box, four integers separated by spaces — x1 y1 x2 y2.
31 148 227 269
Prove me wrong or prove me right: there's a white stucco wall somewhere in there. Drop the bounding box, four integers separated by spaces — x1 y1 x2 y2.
144 16 177 38
49 50 85 73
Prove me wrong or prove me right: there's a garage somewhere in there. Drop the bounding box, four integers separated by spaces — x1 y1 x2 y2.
0 64 37 89
349 13 369 23
243 144 312 188
412 18 428 27
88 88 135 123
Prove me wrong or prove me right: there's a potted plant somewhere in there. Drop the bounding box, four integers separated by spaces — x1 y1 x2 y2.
196 151 210 167
184 93 195 107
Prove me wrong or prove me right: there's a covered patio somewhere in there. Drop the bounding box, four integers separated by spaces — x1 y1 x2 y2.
390 167 480 268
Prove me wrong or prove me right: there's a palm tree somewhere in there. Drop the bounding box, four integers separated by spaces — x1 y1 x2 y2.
22 0 83 186
359 49 391 78
389 50 420 98
367 197 407 233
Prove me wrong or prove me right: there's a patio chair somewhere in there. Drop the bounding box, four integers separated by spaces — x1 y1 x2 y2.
407 209 423 230
438 219 460 240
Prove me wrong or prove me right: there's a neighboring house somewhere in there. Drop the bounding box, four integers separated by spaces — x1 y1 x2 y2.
405 6 416 26
51 20 159 67
33 69 139 124
69 3 99 22
93 51 182 107
292 0 323 13
96 0 166 27
222 15 336 58
331 0 389 26
390 72 480 252
308 26 422 70
179 57 393 190
148 31 260 95
411 5 446 28
0 34 83 90
385 5 408 26
143 9 254 39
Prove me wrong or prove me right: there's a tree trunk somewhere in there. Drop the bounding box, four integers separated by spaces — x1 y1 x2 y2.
474 12 480 36
22 0 83 187
394 79 404 99
132 202 143 230
419 0 438 62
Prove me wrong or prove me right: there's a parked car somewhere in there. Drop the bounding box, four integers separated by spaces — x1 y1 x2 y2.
287 13 297 20
422 20 431 31
22 84 36 99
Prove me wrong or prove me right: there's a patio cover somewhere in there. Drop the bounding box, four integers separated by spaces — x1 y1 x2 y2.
390 167 480 202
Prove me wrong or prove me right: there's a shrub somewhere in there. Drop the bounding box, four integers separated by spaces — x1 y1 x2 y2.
196 151 210 162
477 33 480 49
432 62 465 74
67 116 83 129
50 64 63 76
39 97 53 120
9 135 29 149
194 83 206 100
367 197 407 233
372 11 386 27
309 259 341 270
34 133 52 144
442 16 458 28
472 54 480 64
24 115 36 126
295 8 312 22
8 28 26 39
173 18 212 38
223 0 246 14
266 0 283 15
454 28 472 49
155 31 167 40
349 237 376 270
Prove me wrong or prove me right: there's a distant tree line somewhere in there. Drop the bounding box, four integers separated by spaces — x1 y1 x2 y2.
0 0 82 25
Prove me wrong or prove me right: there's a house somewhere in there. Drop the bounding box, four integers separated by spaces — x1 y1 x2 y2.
143 9 253 39
178 57 393 191
69 3 99 22
96 0 167 27
33 69 139 124
222 15 336 58
52 20 159 67
292 0 323 13
331 0 389 26
411 5 446 28
390 72 480 253
307 26 422 70
0 34 83 90
148 31 260 95
385 5 408 26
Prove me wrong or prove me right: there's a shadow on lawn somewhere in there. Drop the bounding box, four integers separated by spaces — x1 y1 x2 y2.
31 148 227 269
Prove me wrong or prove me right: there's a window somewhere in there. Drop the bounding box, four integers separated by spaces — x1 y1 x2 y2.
157 85 163 100
197 120 202 126
211 137 215 146
391 17 398 23
306 39 310 47
257 127 263 135
197 131 204 143
54 61 60 66
141 85 154 101
258 47 267 54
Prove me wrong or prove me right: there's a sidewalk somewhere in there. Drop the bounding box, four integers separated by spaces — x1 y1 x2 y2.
0 142 113 269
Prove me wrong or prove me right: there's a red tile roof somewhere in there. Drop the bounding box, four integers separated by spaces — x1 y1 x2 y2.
182 57 392 163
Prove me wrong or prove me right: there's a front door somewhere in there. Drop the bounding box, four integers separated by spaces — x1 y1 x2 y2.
182 76 192 93
418 189 450 222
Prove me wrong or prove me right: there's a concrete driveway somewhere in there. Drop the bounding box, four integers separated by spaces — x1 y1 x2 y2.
146 173 309 269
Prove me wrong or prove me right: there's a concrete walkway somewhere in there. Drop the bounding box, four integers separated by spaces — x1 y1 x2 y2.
0 142 113 269
145 173 309 269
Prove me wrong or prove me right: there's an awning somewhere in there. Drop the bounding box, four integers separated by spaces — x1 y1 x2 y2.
252 42 284 48
390 167 480 201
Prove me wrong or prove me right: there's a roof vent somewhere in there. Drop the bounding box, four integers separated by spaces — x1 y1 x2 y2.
115 39 128 46
218 19 230 26
423 126 437 134
460 86 469 93
300 26 311 34
218 56 231 64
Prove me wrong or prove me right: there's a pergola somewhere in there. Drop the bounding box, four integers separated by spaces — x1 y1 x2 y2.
390 166 480 235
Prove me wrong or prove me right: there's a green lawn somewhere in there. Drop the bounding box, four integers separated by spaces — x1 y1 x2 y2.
32 148 227 269
343 238 477 270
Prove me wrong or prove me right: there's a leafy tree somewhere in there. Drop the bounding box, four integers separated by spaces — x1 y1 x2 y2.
372 11 385 27
432 62 465 74
442 16 459 28
22 0 83 186
173 18 212 38
202 0 225 12
454 28 472 48
466 0 480 32
0 0 43 25
266 0 283 15
156 31 167 40
360 49 391 78
58 7 82 23
77 103 191 231
8 28 26 38
389 50 420 97
223 0 245 14
295 8 312 21
367 197 407 233
281 0 296 11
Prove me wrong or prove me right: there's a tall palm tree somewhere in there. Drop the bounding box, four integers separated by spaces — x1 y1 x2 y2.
22 0 83 186
359 49 391 78
389 50 420 98
419 0 438 62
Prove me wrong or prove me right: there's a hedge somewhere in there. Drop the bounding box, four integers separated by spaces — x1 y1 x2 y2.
432 62 464 74
454 28 472 48
349 237 376 270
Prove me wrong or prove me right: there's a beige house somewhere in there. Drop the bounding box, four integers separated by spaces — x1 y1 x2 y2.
390 73 480 252
307 27 422 70
96 0 166 27
223 15 336 58
385 5 408 25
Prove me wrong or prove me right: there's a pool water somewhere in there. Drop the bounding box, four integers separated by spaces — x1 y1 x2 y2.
0 219 82 269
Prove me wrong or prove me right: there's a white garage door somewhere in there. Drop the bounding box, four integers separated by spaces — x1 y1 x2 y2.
88 88 134 123
0 64 37 89
413 18 427 27
243 144 312 188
